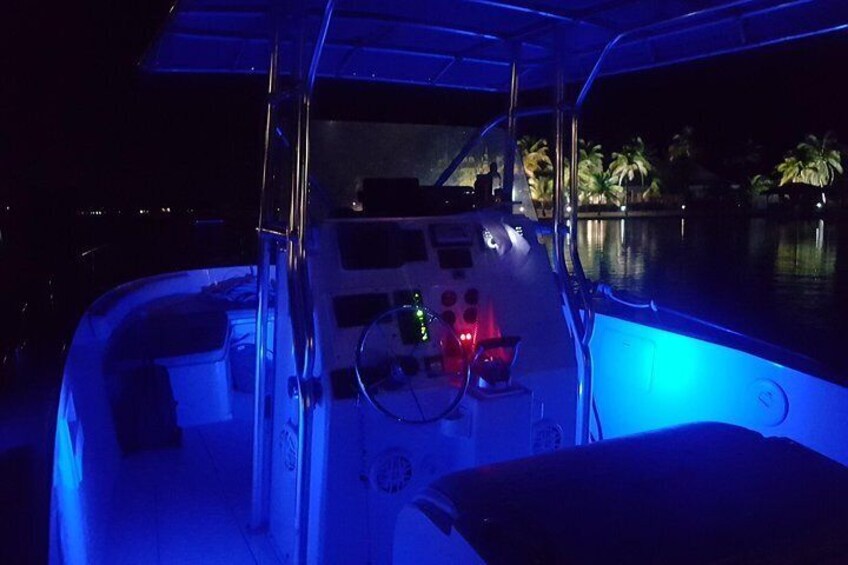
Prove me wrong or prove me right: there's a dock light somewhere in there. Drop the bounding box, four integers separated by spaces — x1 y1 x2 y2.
620 205 627 212
566 205 572 213
816 202 823 209
681 204 687 210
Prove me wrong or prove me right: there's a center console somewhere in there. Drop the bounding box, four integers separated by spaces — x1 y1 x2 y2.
269 211 576 564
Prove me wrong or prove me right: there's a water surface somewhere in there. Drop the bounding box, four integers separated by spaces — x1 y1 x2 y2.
577 217 847 379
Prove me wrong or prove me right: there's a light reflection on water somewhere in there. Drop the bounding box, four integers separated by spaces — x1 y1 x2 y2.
577 217 846 377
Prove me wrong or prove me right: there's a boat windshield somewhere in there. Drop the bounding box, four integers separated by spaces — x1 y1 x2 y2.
309 120 536 220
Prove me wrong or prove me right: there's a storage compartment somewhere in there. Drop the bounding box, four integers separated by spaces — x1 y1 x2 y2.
151 310 233 427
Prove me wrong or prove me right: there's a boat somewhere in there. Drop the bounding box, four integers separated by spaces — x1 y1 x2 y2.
49 1 848 563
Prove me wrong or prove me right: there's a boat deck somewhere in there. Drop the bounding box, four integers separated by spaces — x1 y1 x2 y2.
104 392 280 564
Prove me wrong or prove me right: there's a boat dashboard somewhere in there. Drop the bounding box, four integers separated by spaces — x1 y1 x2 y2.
268 210 577 563
310 214 575 409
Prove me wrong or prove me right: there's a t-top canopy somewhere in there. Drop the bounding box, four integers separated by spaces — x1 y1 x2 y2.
144 0 848 91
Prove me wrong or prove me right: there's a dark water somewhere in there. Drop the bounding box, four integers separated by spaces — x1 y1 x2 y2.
577 217 848 379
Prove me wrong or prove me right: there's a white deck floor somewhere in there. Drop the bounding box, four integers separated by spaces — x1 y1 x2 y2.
104 392 282 564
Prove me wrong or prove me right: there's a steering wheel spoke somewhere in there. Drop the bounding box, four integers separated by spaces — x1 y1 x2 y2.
354 304 469 424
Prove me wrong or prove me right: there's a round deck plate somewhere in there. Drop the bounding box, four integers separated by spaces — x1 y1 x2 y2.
747 379 788 427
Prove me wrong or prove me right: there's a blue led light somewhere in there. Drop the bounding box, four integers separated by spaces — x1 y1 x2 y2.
143 1 848 91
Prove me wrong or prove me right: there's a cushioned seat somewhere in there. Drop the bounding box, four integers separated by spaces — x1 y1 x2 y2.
417 423 848 563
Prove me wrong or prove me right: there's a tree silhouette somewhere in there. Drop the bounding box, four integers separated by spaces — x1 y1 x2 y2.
776 132 843 188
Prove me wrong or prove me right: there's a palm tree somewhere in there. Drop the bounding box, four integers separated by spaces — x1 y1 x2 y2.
610 137 653 187
610 137 656 206
777 133 843 188
642 176 662 200
519 136 555 215
577 140 604 177
518 136 551 178
777 133 843 205
574 140 604 202
775 154 804 187
664 127 698 196
749 174 775 195
584 170 623 205
529 174 555 215
668 126 695 162
519 136 612 208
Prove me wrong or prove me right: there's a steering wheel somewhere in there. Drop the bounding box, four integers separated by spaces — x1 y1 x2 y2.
354 304 470 424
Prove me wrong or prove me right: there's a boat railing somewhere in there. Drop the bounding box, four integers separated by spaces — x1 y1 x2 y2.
592 282 842 383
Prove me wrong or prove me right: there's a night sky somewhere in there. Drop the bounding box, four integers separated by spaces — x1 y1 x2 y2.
4 2 848 214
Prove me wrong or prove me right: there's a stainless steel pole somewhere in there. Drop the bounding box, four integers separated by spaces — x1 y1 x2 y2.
570 113 594 446
552 70 564 256
288 3 333 562
568 114 593 320
250 16 280 530
502 52 519 199
287 89 319 565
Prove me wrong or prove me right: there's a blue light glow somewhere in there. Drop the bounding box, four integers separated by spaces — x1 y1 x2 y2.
590 313 848 466
143 1 848 92
52 387 89 565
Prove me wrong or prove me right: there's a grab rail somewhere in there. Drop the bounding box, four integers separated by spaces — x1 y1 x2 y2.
594 283 657 312
596 282 785 351
592 282 836 380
